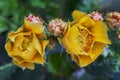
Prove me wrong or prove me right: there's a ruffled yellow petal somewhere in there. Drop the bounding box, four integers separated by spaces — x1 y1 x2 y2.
13 56 35 70
5 35 24 56
5 41 12 54
16 26 24 32
63 22 71 35
89 42 106 59
13 60 35 70
72 10 87 21
90 21 111 44
68 25 82 54
41 40 49 53
79 55 93 67
20 62 35 70
37 32 47 40
61 22 70 51
33 33 43 56
82 17 95 27
13 35 24 50
70 54 79 63
77 16 95 27
32 53 44 65
71 54 93 67
20 44 37 60
24 19 44 34
8 31 31 42
78 16 89 23
12 56 24 64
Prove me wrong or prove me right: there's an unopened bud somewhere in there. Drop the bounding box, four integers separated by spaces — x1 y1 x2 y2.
48 18 67 37
24 14 44 34
106 12 120 29
89 11 103 21
26 14 43 24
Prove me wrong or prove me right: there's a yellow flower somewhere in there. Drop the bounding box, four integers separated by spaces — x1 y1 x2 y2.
5 15 49 70
60 10 111 67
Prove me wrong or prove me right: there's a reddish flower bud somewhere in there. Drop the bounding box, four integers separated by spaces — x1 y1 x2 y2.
48 18 67 37
89 11 103 21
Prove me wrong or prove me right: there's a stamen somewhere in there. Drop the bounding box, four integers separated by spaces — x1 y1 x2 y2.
77 26 94 53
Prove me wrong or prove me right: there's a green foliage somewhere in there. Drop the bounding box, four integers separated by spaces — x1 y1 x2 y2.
86 51 120 80
46 53 76 77
0 17 8 33
0 0 61 34
78 0 100 12
0 63 16 80
108 30 120 53
30 0 46 9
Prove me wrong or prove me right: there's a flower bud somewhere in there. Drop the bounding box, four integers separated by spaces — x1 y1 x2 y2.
26 14 43 24
89 11 103 21
48 18 67 37
24 14 44 34
106 12 120 29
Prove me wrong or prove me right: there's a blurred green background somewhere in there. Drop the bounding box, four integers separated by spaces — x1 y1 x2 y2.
0 0 120 80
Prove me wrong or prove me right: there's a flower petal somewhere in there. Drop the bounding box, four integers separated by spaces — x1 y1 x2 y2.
41 40 49 53
63 22 71 35
5 41 12 53
33 33 43 56
82 17 95 27
90 21 111 44
79 55 93 67
68 25 88 55
71 54 93 67
32 53 44 65
8 31 31 42
20 43 37 60
12 56 24 64
24 19 44 34
13 60 35 70
16 26 24 32
89 42 106 59
61 22 71 52
72 10 87 21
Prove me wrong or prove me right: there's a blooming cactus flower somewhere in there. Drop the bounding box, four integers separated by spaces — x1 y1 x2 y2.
5 14 49 70
60 10 111 67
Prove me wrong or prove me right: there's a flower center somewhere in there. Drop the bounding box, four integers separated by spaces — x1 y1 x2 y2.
22 35 33 51
77 26 94 53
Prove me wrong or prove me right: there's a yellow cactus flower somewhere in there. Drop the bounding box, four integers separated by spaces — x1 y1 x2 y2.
5 14 49 70
60 10 111 67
